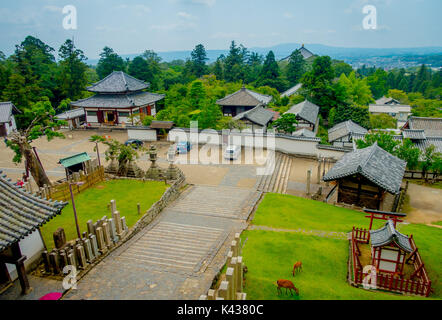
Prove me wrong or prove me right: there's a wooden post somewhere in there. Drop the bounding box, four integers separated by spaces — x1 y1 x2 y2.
236 256 243 293
226 267 235 300
306 170 312 195
218 281 229 300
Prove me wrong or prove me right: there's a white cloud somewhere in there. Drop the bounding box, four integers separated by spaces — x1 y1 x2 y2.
177 11 197 20
190 0 216 6
43 5 63 13
283 12 294 19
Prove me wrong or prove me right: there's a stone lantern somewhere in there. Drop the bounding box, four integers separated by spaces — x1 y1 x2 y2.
145 145 164 180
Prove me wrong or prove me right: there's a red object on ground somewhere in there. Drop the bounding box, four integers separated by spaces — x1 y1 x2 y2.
39 292 63 301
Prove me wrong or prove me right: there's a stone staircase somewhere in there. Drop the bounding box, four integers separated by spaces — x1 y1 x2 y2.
257 152 293 194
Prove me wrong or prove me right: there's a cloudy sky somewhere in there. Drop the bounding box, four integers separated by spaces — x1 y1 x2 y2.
0 0 441 59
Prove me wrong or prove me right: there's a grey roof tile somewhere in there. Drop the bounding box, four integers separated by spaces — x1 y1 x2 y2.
328 120 368 143
71 92 165 109
0 172 67 251
87 71 149 93
323 143 406 194
405 117 442 137
370 220 413 253
55 108 85 120
233 105 275 126
285 100 319 125
216 87 273 107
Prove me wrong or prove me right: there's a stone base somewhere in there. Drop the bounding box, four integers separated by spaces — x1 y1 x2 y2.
145 165 165 180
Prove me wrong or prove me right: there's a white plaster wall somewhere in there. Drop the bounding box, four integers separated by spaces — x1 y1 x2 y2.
6 230 45 280
128 129 157 141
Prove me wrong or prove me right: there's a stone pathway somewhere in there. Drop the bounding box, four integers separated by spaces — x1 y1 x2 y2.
248 225 348 240
63 184 259 300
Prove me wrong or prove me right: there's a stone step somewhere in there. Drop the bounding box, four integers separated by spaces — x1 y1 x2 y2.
274 154 289 193
266 152 284 192
125 248 202 263
129 243 206 258
282 156 293 194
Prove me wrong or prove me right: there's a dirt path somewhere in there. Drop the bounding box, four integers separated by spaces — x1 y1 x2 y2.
406 183 442 225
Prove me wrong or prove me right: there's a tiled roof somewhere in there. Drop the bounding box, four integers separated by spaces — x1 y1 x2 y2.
233 105 275 126
369 104 411 114
0 102 20 123
404 117 442 137
403 129 426 140
370 220 413 253
0 172 67 251
328 120 368 143
150 121 174 129
71 92 165 109
293 128 316 138
55 108 85 120
87 71 149 93
216 87 273 107
323 143 406 194
375 97 401 105
281 84 302 98
285 100 319 125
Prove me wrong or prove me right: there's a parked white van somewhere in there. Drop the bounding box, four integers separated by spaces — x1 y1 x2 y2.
224 145 241 160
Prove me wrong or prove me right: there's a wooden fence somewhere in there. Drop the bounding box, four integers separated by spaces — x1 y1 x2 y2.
29 167 105 202
199 233 247 301
404 170 441 181
350 228 432 297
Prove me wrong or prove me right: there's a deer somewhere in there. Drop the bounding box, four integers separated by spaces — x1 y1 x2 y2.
277 280 300 296
292 261 303 276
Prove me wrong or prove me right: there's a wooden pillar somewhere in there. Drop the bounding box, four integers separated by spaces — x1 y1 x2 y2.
11 244 31 295
0 260 11 286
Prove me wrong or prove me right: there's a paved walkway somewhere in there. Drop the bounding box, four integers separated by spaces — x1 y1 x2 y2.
64 185 260 300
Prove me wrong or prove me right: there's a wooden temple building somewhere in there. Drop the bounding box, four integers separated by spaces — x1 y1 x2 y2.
284 100 320 133
71 71 165 126
350 209 432 297
0 171 67 294
323 143 406 211
216 87 273 117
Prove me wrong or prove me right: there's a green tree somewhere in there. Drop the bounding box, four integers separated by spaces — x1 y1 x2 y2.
396 139 421 170
58 39 88 101
213 56 224 80
224 41 247 82
301 56 337 116
259 51 280 82
333 61 353 77
190 44 208 78
6 98 66 187
370 114 397 129
272 113 298 134
96 47 125 79
367 68 389 99
286 49 306 86
336 71 374 106
422 145 441 181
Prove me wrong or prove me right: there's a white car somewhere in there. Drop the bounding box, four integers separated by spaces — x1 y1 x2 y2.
224 145 241 160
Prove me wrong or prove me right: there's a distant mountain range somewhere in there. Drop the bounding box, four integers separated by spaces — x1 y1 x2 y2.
87 43 442 69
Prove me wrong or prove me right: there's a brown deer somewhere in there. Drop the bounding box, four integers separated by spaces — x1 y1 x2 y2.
292 261 303 276
277 280 300 296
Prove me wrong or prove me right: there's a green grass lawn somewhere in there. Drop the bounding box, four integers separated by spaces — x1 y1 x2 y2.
253 193 385 232
40 180 168 250
242 193 441 300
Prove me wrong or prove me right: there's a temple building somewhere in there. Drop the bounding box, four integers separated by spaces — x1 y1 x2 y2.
0 171 67 294
328 120 368 148
323 143 406 211
0 102 20 137
216 87 273 117
284 100 320 133
71 71 165 126
233 105 276 132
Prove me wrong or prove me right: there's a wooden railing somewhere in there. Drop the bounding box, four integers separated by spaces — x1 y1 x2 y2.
404 170 441 181
32 167 105 202
350 228 432 297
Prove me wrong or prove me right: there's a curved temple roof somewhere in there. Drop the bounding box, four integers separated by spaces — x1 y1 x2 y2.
323 143 406 194
370 220 413 253
87 71 150 94
0 172 67 251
